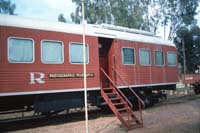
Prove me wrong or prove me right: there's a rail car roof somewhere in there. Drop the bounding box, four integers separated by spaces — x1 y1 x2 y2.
0 14 175 47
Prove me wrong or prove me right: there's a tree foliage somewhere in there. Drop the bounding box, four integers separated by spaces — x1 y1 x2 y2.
58 13 67 22
174 26 200 73
70 0 111 24
166 0 199 40
141 0 199 39
70 0 144 29
0 0 16 15
141 0 167 34
70 0 198 37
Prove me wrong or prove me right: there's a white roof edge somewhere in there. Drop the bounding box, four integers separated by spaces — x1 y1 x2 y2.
0 14 175 47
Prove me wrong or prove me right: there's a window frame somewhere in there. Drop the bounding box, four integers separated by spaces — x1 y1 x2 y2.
167 51 177 67
41 39 64 64
7 36 35 63
139 48 151 66
121 47 136 65
69 42 89 64
154 50 165 66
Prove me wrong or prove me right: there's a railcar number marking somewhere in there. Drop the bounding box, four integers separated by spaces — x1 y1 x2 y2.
30 72 45 84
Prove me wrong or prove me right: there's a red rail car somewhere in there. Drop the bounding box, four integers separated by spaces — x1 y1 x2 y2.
182 74 200 94
0 14 178 113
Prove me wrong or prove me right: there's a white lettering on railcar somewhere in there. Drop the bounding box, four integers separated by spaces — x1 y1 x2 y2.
30 72 45 84
185 77 193 80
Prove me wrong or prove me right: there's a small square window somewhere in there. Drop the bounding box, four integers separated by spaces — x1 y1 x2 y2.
8 37 34 63
139 49 151 65
41 40 64 64
167 52 176 66
155 51 164 66
70 43 88 64
122 48 135 65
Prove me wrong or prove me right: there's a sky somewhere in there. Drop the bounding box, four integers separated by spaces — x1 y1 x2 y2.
10 0 200 38
12 0 75 22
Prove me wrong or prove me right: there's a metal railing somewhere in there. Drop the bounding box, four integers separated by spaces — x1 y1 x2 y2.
114 69 145 108
100 67 133 109
113 68 144 124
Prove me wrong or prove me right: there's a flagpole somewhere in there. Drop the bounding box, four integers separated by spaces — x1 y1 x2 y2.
81 0 89 133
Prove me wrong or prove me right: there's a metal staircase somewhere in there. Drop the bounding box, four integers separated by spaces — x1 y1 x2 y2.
100 67 144 130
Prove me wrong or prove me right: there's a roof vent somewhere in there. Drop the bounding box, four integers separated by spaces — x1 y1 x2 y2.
96 24 154 36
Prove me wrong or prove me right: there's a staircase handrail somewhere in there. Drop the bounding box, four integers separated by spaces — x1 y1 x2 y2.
113 68 145 108
100 67 133 109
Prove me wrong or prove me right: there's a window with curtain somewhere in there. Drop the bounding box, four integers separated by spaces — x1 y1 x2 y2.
155 51 164 66
70 43 88 64
167 52 176 66
122 48 135 64
8 37 34 63
41 40 63 64
139 49 151 65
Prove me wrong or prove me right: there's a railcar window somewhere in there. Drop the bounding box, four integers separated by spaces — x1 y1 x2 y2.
155 51 164 66
70 43 88 64
122 48 135 65
167 52 176 66
139 49 151 65
8 37 34 63
41 40 64 64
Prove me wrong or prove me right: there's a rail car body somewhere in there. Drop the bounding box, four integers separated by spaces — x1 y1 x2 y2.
0 14 178 113
182 74 200 94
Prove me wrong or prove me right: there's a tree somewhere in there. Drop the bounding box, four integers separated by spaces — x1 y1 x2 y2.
165 0 198 40
58 13 67 22
70 0 144 29
141 0 167 34
71 0 198 37
141 0 199 39
0 0 16 15
110 0 144 28
174 26 200 73
71 0 112 24
70 0 198 39
167 0 198 39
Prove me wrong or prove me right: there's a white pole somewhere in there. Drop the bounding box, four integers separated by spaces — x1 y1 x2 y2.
81 0 89 133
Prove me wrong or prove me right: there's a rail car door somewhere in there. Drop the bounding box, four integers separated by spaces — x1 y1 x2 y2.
98 37 114 87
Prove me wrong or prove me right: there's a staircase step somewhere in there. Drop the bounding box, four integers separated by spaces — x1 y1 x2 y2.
117 108 127 112
110 97 121 101
113 102 125 106
100 67 143 130
103 88 114 93
103 88 113 91
106 93 117 95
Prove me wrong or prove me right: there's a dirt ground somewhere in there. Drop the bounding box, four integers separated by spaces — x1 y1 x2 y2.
3 93 200 133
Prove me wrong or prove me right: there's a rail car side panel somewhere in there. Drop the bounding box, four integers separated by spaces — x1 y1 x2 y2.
0 26 100 94
113 39 178 88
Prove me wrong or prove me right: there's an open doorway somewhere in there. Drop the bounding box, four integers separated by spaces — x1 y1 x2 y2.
98 37 113 87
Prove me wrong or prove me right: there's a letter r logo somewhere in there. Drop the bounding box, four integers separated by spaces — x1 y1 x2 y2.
30 72 45 84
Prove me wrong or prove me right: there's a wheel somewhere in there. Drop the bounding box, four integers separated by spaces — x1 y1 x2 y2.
143 97 151 108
